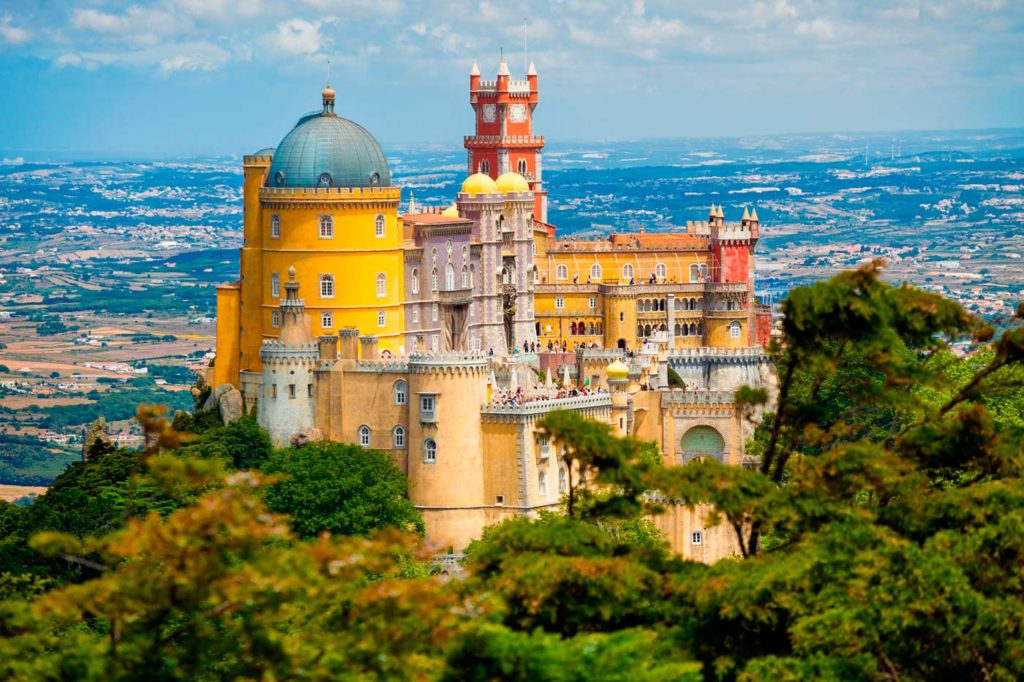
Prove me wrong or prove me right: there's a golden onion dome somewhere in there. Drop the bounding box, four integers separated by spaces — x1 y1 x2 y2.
495 171 530 193
606 359 629 381
460 172 498 195
441 203 459 217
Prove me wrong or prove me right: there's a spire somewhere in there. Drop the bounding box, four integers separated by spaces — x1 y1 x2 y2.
750 207 759 222
407 191 417 214
527 60 537 76
709 204 717 218
470 60 480 76
497 60 510 76
742 207 750 221
321 78 335 115
716 205 724 219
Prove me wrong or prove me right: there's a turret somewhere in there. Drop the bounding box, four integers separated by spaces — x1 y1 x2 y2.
469 61 480 93
527 60 537 94
496 59 510 93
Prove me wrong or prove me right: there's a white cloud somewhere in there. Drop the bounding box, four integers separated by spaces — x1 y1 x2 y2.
70 6 189 45
54 41 230 74
0 15 30 44
271 18 323 55
795 17 835 41
159 44 231 72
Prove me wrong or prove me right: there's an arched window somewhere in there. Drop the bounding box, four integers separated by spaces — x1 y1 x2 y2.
319 215 333 238
556 264 568 280
369 172 381 187
681 323 688 336
729 321 742 339
622 263 634 280
375 213 385 238
674 323 682 336
270 214 280 239
480 159 490 175
423 438 437 463
558 468 567 494
461 265 469 288
411 268 419 294
517 158 528 175
445 263 455 290
394 380 407 405
393 426 406 448
469 265 475 288
538 469 547 497
590 263 602 281
689 323 698 336
570 321 577 335
655 262 667 279
271 310 280 328
377 311 386 328
320 274 334 298
376 273 387 298
321 312 333 329
358 425 371 447
431 268 438 291
270 273 280 298
689 263 700 282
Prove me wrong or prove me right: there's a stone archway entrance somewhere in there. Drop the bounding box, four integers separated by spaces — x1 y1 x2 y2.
678 425 726 465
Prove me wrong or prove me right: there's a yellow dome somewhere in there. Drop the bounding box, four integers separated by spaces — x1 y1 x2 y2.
495 171 530 193
441 203 459 217
606 359 629 381
461 172 498 195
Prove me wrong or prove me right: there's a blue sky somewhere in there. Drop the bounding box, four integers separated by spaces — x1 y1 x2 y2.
0 0 1022 157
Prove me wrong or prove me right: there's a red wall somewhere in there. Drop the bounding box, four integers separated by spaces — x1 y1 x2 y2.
719 243 750 283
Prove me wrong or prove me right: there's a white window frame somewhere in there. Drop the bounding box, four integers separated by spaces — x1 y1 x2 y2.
556 264 568 280
590 263 602 281
655 262 667 279
375 213 385 238
420 394 436 423
377 311 386 328
319 215 334 239
376 272 387 298
270 214 280 239
412 307 419 324
393 425 406 448
461 265 469 289
692 531 703 546
622 263 634 280
271 273 280 298
394 380 407 405
431 268 439 291
411 268 419 295
729 321 742 339
320 274 335 298
321 312 333 329
423 438 437 463
555 297 564 309
588 297 597 309
271 310 280 328
358 425 371 447
538 469 547 498
432 304 438 322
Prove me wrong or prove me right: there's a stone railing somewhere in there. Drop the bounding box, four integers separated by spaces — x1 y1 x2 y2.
578 348 626 362
464 135 545 146
353 360 410 373
661 389 736 405
481 393 611 417
432 553 467 574
668 347 767 361
438 287 473 306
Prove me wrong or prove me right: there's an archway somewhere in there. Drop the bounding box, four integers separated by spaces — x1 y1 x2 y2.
679 426 726 464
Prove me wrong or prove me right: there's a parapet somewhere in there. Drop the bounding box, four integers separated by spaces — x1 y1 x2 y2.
408 351 489 374
258 185 401 203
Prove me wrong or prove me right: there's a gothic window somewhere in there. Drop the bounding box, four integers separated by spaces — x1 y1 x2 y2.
271 311 280 328
394 380 407 405
358 425 371 447
412 307 419 324
270 214 280 239
655 262 667 279
376 273 387 298
369 172 381 187
423 438 437 463
431 268 439 291
411 268 419 294
445 263 455 290
729 321 742 339
727 300 737 311
320 274 335 298
378 311 386 328
319 215 333 238
622 263 634 280
590 263 602 281
375 213 385 238
480 159 490 175
681 323 688 337
470 265 475 288
461 265 469 288
556 264 568 280
321 312 333 329
393 426 406 448
517 158 528 175
270 273 280 298
432 304 438 322
538 469 547 497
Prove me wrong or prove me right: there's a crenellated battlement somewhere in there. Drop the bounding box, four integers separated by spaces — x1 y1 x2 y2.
481 393 612 420
259 185 401 202
408 351 489 374
352 359 410 373
661 388 736 405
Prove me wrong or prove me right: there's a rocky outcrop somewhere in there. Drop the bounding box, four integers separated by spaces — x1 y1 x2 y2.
200 383 244 425
82 416 114 461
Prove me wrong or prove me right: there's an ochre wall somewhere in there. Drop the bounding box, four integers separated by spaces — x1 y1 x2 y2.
213 285 240 388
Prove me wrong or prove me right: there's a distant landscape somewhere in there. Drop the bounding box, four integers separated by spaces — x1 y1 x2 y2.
1 127 1022 489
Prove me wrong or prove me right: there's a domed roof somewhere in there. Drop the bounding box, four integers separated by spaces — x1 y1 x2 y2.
496 171 530 193
441 203 459 217
267 104 391 189
606 359 629 381
461 172 498 195
253 147 276 157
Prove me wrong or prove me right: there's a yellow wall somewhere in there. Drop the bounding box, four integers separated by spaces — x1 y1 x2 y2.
213 285 240 387
539 249 709 286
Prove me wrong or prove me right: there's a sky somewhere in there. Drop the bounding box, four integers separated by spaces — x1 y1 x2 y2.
0 0 1022 157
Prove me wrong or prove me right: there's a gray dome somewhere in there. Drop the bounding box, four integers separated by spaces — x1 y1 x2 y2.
267 113 391 189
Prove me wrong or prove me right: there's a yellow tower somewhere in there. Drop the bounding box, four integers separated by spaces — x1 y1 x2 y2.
217 84 404 386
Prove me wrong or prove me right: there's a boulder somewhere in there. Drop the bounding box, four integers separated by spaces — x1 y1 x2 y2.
82 416 114 461
218 385 244 424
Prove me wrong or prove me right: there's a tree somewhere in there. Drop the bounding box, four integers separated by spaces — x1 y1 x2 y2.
261 442 425 539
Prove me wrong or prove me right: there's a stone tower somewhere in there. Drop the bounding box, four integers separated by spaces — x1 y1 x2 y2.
258 267 319 446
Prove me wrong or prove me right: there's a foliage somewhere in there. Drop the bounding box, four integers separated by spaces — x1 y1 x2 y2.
38 388 192 430
0 434 78 485
261 441 425 539
176 415 271 469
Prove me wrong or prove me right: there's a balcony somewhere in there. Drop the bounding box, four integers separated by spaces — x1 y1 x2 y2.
438 287 473 306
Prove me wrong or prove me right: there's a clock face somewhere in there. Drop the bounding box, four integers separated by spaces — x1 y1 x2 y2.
508 103 527 123
481 103 496 123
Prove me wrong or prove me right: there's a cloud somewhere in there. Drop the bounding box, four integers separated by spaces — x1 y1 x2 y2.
70 6 189 45
55 41 230 74
0 15 30 44
159 43 231 72
271 18 323 55
794 17 835 41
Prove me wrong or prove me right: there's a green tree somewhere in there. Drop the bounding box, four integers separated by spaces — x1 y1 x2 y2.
261 442 425 538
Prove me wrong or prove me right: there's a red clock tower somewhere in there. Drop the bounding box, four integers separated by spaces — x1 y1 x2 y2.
466 60 548 223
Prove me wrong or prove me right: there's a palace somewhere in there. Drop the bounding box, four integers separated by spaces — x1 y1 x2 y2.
211 61 775 561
